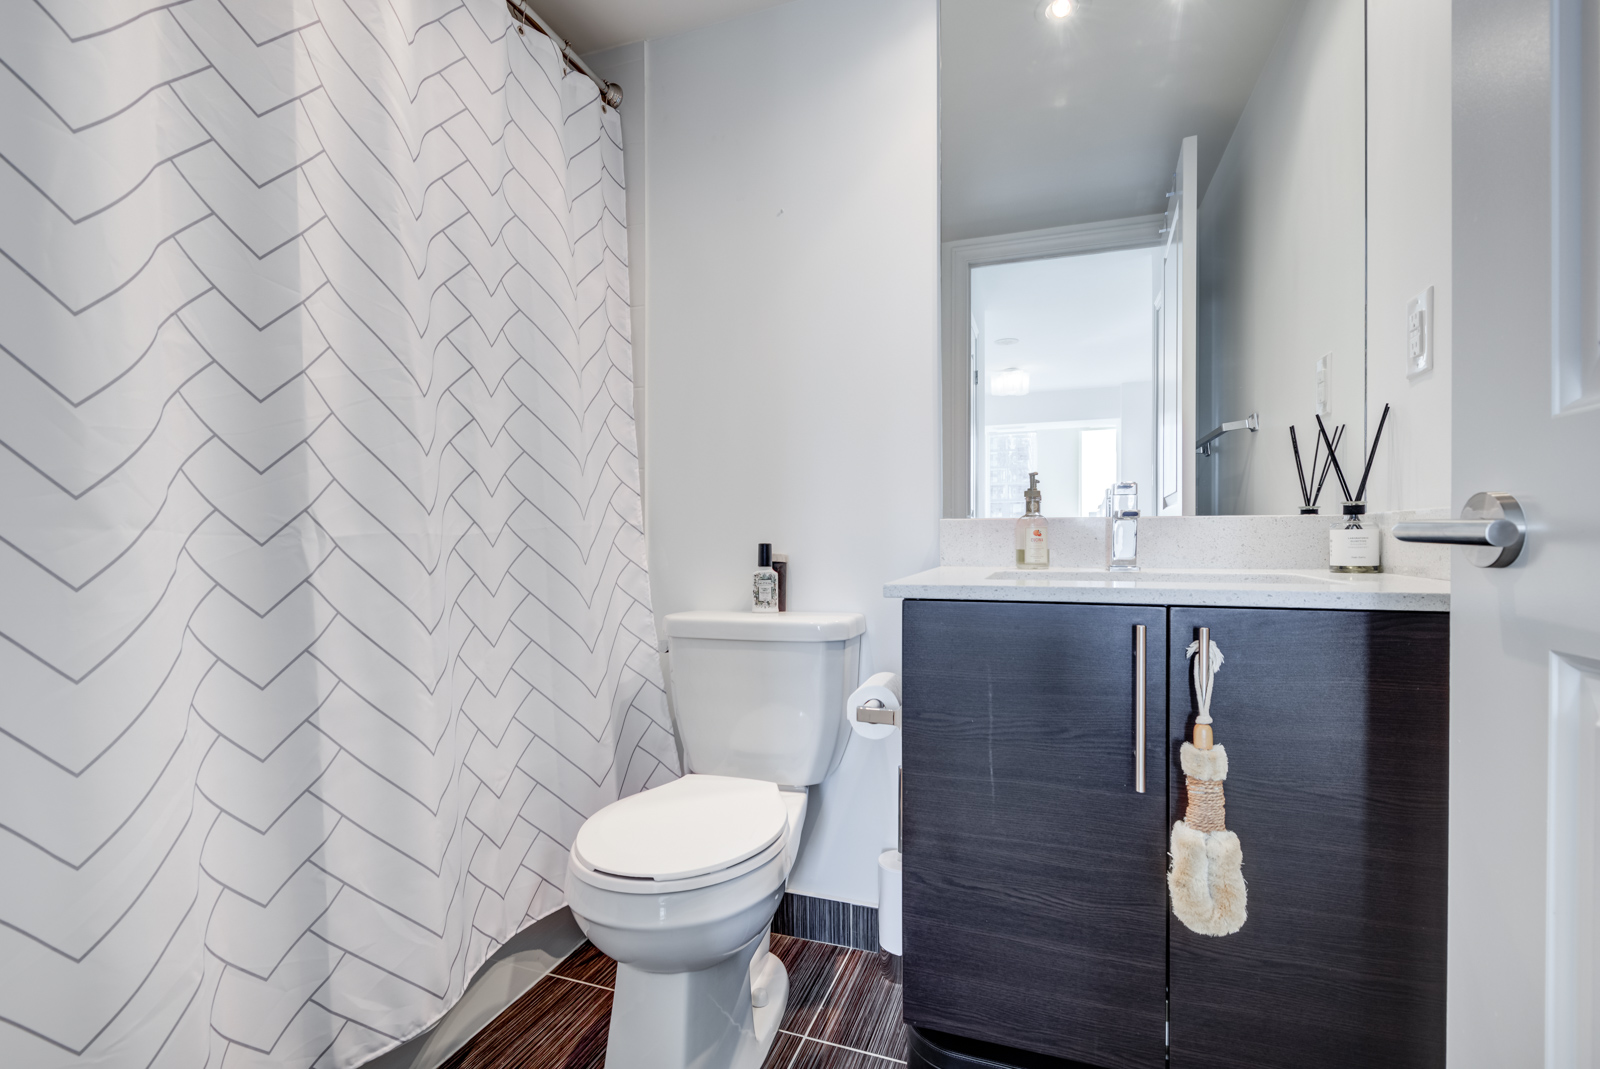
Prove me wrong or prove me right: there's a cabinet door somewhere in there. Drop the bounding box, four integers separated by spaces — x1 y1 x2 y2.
902 599 1168 1069
1167 608 1448 1069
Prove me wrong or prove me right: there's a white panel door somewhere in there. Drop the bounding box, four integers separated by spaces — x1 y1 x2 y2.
1451 1 1600 1065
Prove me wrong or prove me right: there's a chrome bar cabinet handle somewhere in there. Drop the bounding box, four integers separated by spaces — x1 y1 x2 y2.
1134 623 1147 794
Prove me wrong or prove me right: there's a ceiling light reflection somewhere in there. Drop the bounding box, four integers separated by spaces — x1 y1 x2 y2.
990 368 1031 396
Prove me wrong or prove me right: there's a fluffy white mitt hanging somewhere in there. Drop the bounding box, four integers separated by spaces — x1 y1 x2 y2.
1169 638 1246 936
1169 741 1247 936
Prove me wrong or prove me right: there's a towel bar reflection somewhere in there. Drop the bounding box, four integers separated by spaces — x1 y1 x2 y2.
1196 413 1259 456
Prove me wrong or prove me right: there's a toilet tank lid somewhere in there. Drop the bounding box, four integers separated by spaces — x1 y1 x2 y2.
665 611 865 642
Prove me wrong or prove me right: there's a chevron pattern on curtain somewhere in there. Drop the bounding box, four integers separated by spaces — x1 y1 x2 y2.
0 1 673 1066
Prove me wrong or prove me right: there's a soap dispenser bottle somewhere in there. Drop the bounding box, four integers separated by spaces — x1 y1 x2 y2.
753 543 780 612
1014 474 1049 569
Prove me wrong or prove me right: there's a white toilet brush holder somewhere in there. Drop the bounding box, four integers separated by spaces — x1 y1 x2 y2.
877 849 902 983
878 760 903 984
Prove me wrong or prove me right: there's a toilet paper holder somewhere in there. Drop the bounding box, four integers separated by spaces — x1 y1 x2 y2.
855 699 899 727
848 673 901 740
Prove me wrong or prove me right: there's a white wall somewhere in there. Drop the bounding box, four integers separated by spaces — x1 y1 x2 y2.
1363 0 1451 513
986 386 1122 426
1198 0 1367 516
1199 0 1452 516
592 0 941 906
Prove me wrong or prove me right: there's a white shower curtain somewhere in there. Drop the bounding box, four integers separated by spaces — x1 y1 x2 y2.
0 2 673 1066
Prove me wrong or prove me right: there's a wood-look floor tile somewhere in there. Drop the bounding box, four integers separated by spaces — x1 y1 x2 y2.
550 941 617 988
441 975 611 1069
437 935 903 1069
810 950 907 1060
771 933 851 1035
788 1037 905 1069
761 1029 806 1069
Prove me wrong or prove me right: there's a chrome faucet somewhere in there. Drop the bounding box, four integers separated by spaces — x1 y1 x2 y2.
1109 481 1140 571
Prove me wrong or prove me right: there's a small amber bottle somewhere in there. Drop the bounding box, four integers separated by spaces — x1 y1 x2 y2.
771 553 788 611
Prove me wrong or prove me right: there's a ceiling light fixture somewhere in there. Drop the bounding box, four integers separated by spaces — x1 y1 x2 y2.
1046 0 1072 19
995 337 1020 345
990 368 1031 396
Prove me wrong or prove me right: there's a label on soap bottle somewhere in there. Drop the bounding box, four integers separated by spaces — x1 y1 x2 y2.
1024 525 1049 566
1329 526 1380 568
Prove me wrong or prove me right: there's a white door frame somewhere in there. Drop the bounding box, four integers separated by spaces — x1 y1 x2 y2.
941 216 1164 518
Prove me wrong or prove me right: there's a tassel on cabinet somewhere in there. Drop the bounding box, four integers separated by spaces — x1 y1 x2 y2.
1168 629 1247 936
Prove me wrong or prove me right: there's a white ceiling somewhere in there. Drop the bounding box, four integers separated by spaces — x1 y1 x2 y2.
941 0 1302 241
530 0 790 56
973 246 1156 393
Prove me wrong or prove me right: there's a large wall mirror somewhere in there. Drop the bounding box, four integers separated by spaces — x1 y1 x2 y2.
941 0 1367 518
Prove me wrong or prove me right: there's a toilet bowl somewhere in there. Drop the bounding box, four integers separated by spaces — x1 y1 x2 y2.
566 610 865 1069
565 774 809 1069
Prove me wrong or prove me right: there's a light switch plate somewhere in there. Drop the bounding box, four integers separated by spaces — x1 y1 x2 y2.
1316 354 1331 417
1407 286 1434 377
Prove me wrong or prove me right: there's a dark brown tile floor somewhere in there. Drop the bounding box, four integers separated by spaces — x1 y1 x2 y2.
442 934 907 1069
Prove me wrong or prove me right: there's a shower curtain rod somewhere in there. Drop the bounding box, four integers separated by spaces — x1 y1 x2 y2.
506 0 623 108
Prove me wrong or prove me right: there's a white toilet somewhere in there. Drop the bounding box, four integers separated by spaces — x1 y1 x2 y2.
565 610 865 1069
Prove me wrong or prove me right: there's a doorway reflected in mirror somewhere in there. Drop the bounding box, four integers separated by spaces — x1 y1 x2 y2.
972 248 1155 518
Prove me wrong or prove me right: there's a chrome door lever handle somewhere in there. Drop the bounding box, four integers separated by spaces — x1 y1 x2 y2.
1392 519 1519 546
1391 491 1526 568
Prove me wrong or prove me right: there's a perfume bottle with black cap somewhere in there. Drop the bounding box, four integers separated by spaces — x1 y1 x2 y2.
752 543 780 612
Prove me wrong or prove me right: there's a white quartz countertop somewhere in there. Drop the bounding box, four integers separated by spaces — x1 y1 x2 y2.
883 566 1450 612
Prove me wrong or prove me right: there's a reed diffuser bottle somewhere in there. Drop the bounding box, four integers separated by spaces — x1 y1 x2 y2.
1329 502 1380 572
1015 473 1049 569
1316 404 1391 574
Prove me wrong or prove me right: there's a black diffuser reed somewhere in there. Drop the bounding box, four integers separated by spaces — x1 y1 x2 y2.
1315 404 1391 507
1290 421 1345 513
1290 426 1310 509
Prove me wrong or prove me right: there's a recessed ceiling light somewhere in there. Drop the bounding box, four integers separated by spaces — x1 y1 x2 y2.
990 368 1031 396
995 337 1020 345
1046 0 1072 19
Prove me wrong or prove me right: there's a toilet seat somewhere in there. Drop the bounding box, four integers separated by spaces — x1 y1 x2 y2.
569 833 788 896
573 775 788 885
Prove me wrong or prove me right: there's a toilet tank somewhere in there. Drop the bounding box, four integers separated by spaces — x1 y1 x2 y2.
664 611 866 786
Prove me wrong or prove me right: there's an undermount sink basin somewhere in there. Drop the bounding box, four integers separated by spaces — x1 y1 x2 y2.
983 569 1337 585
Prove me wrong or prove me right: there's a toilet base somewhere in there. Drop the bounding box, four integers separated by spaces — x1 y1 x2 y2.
605 931 789 1069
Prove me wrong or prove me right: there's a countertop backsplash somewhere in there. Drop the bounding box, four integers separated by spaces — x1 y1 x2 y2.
940 511 1451 582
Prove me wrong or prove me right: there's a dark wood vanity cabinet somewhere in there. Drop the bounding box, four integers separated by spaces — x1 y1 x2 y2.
900 599 1448 1069
900 600 1169 1069
1164 607 1448 1069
